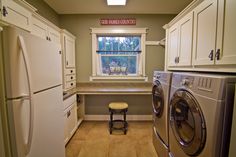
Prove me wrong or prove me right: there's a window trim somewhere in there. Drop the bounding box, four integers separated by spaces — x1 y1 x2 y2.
90 27 148 81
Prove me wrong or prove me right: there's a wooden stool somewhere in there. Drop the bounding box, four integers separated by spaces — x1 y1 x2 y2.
108 102 128 134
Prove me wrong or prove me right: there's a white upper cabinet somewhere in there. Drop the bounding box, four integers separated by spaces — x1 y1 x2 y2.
216 0 236 65
62 32 76 68
166 0 236 72
178 12 193 66
167 11 193 67
31 15 61 45
48 26 61 44
0 0 32 31
168 23 179 66
31 16 48 40
192 0 217 66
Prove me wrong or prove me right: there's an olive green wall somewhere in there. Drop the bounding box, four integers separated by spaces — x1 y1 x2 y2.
59 14 175 82
25 0 60 26
85 95 152 115
60 14 175 115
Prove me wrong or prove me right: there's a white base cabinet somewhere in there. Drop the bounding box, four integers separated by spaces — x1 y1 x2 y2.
63 94 84 145
63 94 77 145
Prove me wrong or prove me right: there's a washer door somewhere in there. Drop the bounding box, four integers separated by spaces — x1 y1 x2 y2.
170 89 206 156
152 80 164 118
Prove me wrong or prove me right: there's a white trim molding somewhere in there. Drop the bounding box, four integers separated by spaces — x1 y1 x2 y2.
90 27 148 81
84 115 152 121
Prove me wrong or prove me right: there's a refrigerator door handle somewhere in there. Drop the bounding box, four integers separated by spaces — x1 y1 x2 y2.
7 94 30 100
18 35 34 155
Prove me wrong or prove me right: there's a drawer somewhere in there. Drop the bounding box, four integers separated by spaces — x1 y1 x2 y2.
66 74 76 82
65 68 76 75
63 94 76 110
65 81 76 90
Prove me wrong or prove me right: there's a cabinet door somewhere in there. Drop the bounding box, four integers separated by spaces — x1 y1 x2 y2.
1 0 32 31
178 12 193 66
31 17 48 40
193 0 217 66
48 26 61 45
63 112 69 144
64 34 75 68
167 23 179 67
216 0 236 65
67 103 77 137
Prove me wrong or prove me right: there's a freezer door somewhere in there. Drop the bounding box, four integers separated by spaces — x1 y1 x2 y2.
28 85 64 157
3 26 62 97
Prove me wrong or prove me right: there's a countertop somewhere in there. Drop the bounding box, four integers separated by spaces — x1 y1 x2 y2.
76 82 152 95
63 82 152 100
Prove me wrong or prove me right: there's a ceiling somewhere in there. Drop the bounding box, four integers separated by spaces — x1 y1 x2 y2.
43 0 194 14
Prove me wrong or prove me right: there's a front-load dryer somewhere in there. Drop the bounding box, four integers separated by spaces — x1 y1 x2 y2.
169 72 236 157
152 71 172 157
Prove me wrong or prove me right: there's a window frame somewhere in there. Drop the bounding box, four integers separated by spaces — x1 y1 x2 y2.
90 27 148 81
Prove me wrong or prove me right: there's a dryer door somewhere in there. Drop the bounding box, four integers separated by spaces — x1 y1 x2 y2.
170 89 206 156
152 80 164 118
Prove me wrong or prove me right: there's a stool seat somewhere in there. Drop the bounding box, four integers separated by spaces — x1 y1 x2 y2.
109 102 128 110
108 102 128 134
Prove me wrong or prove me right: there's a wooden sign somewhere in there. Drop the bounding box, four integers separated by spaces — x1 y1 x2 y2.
100 18 136 25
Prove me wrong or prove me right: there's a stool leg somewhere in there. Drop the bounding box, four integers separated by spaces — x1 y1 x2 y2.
123 110 127 134
109 111 113 134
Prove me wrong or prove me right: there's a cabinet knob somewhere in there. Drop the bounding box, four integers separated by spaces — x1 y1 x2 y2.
208 50 214 61
2 6 8 17
70 70 73 73
71 83 73 86
71 76 73 80
215 49 220 60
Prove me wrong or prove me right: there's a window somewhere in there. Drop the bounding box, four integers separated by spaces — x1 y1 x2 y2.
91 28 147 81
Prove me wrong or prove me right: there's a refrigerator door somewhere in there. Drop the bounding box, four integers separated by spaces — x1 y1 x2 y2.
7 99 31 157
3 26 62 97
28 85 64 157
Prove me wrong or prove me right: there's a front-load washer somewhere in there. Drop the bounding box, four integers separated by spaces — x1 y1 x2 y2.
152 71 172 157
169 72 236 157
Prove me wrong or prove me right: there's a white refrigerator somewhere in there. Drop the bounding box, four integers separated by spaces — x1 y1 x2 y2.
2 26 65 157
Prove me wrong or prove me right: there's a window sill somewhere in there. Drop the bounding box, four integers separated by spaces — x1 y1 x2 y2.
89 76 148 81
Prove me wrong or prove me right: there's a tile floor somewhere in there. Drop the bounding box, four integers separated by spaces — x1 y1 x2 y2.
65 121 158 157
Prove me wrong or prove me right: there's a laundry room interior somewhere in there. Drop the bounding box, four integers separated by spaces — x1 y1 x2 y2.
0 0 236 157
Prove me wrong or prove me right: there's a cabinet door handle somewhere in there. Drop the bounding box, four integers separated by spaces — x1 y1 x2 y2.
174 56 179 63
67 110 71 118
174 57 177 63
46 36 49 40
215 49 220 60
66 61 69 65
49 37 51 41
2 6 8 17
208 50 214 61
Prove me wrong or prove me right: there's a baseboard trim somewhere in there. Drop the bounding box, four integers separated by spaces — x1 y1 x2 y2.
84 115 152 121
